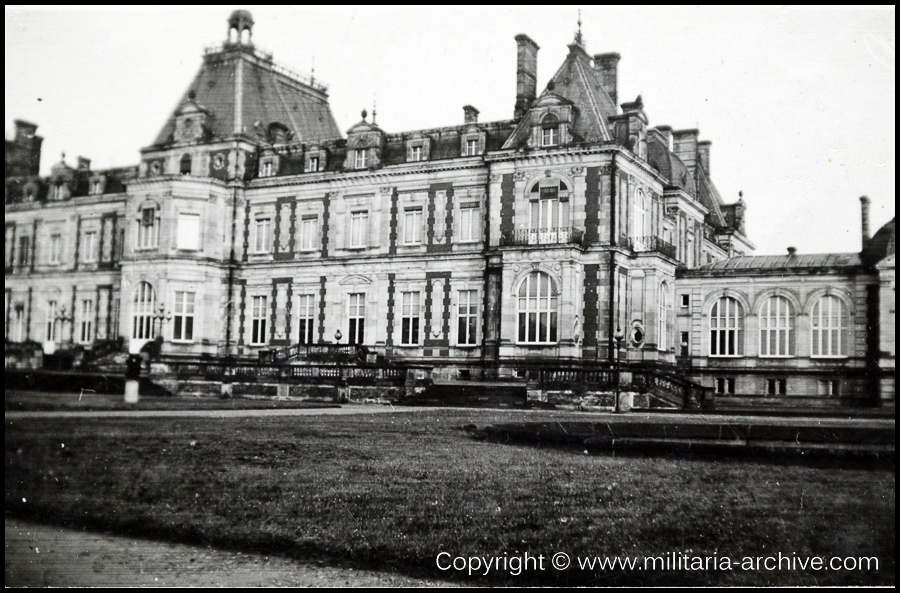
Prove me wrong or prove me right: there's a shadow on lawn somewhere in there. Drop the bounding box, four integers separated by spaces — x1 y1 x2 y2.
473 427 895 471
6 504 701 587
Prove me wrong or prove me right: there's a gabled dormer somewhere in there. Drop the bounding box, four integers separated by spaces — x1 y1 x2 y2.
173 92 212 144
525 87 576 149
345 110 384 170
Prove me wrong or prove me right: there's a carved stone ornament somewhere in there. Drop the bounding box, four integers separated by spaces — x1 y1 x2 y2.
379 186 393 196
513 171 528 182
569 166 585 177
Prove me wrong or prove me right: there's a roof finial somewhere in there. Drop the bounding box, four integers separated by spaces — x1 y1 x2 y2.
361 109 367 122
574 9 584 46
372 92 377 125
310 54 315 85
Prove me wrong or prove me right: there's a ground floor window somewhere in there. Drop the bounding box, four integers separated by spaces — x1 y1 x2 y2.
348 293 365 344
297 294 315 344
132 282 155 340
79 299 94 343
173 291 195 341
457 290 478 345
251 296 267 345
46 301 58 341
400 291 420 345
517 271 558 344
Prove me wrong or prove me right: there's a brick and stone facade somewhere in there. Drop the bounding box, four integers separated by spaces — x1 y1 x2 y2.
6 11 893 408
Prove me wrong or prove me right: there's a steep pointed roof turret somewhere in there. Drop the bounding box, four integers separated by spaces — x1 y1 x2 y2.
149 10 341 149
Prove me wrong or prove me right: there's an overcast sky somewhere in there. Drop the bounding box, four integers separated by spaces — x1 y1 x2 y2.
5 6 895 255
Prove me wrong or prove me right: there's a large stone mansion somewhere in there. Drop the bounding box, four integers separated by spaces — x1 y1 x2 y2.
5 11 894 407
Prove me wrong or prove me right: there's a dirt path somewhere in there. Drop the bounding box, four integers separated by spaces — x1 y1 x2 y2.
5 518 457 587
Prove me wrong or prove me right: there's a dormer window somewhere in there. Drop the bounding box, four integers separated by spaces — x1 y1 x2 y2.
410 145 423 162
90 178 103 195
259 156 278 178
465 138 479 156
180 154 192 175
307 156 320 172
354 149 368 169
541 114 560 147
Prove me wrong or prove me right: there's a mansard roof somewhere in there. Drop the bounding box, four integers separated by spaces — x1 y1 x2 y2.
150 45 341 149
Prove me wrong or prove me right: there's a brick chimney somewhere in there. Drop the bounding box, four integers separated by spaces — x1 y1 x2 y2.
672 129 699 179
654 125 673 151
593 52 621 105
860 195 871 250
514 34 539 120
463 105 479 124
698 140 711 174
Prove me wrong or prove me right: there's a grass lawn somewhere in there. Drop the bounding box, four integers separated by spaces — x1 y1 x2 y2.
5 409 894 586
4 390 339 412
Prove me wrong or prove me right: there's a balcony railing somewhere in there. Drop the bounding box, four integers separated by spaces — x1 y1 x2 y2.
627 236 677 259
500 227 586 248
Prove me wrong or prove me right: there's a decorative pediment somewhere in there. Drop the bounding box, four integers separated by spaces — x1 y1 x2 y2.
339 274 373 286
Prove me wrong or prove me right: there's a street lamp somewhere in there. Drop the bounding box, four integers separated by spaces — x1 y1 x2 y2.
152 303 173 337
613 327 625 413
334 328 346 401
54 304 74 345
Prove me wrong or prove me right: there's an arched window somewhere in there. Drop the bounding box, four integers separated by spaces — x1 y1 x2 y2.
811 296 847 357
540 113 559 147
657 282 668 350
517 272 558 344
132 282 156 340
528 179 570 244
179 154 192 175
759 296 794 357
709 297 742 357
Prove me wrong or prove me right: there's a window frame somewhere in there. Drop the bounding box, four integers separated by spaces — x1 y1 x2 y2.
810 295 848 358
349 211 369 248
296 294 316 345
457 289 478 346
348 293 366 345
172 291 195 342
250 295 268 345
176 213 202 251
403 207 423 245
49 234 62 265
132 282 156 340
458 204 480 243
516 272 559 345
709 297 743 357
758 296 794 358
400 291 421 346
354 149 368 169
253 217 272 254
137 206 159 250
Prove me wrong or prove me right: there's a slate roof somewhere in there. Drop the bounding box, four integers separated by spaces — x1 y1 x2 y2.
504 43 617 148
864 217 896 265
684 253 862 275
151 46 341 148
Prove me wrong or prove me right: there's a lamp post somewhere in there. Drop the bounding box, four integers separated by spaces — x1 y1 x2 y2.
613 327 625 413
334 328 347 402
152 304 173 339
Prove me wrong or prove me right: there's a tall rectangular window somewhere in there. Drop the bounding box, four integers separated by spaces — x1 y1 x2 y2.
260 160 274 177
251 296 267 345
12 307 25 342
177 213 201 250
138 207 158 249
17 236 31 267
459 204 479 242
83 231 97 262
79 299 93 343
300 216 318 251
403 208 423 245
49 234 62 264
465 138 478 156
254 218 271 253
410 145 423 162
173 291 195 341
306 156 320 173
354 149 368 169
348 293 365 344
297 295 315 345
457 290 478 346
46 301 58 341
349 211 368 248
541 126 558 147
401 291 420 345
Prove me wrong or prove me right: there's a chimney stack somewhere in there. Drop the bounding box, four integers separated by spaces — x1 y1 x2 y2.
787 246 797 256
463 105 479 124
514 34 539 120
655 125 673 151
593 53 621 105
860 196 871 250
672 129 699 179
698 140 711 174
